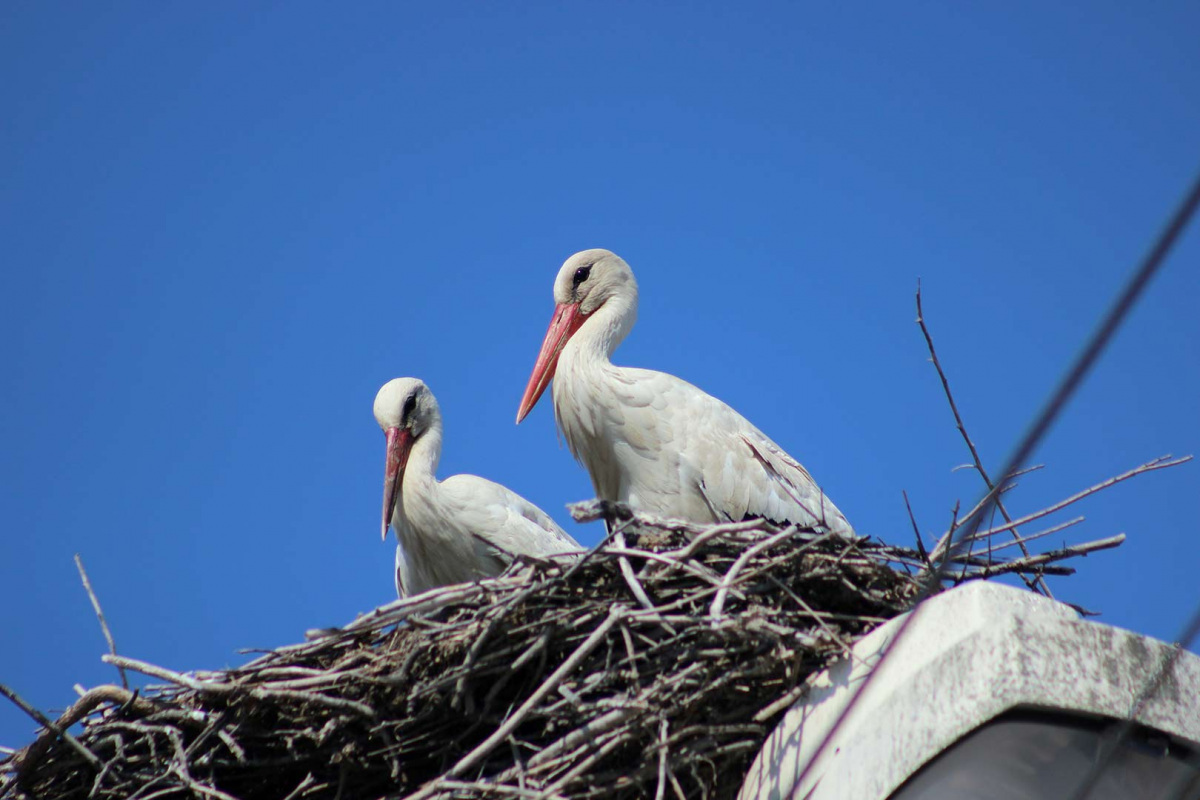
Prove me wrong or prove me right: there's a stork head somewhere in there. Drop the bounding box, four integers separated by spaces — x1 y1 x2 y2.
516 249 638 423
373 377 438 541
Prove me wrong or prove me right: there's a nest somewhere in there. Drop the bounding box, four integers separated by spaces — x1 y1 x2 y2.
2 483 1150 800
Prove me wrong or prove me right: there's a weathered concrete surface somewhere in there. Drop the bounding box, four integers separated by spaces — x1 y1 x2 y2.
739 581 1200 800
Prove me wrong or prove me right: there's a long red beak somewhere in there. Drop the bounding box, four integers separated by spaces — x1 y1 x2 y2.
517 302 586 423
381 426 415 541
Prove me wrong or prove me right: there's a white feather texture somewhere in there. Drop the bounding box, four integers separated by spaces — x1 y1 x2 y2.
375 378 580 597
541 250 854 535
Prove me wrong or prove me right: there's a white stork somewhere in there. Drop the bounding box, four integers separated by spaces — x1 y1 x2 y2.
516 249 854 535
375 377 580 597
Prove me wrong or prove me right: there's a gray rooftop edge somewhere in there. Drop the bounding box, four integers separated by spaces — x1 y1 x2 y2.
738 580 1200 800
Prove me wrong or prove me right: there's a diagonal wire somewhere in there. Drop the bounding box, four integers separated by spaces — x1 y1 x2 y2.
787 165 1200 799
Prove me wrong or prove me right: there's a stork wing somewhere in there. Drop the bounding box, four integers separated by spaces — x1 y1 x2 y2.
439 474 582 564
603 368 855 534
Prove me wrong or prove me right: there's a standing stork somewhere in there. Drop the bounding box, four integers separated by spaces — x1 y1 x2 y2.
516 249 854 535
375 378 580 597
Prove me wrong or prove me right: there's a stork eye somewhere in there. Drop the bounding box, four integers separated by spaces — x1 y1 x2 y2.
402 394 417 421
573 265 592 286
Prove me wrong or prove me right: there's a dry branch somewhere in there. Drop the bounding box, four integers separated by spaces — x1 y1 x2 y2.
914 283 1052 597
73 556 128 691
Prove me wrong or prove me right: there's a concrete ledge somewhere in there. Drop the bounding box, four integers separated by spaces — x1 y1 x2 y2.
738 581 1200 800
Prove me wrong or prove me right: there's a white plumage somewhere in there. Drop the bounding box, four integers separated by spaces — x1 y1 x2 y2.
375 378 580 597
517 249 854 535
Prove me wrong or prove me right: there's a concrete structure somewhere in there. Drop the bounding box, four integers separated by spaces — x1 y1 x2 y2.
739 581 1200 799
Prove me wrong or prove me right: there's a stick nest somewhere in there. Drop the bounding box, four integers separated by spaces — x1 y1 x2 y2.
1 496 1132 800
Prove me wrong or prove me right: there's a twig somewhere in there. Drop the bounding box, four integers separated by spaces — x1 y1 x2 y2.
710 528 801 621
11 684 154 788
962 515 1085 554
0 683 103 781
927 500 961 566
916 285 1051 597
74 555 128 690
103 655 376 718
537 726 632 796
436 780 563 799
280 773 317 800
613 531 658 612
901 491 930 567
602 547 728 587
753 682 811 723
959 534 1125 580
966 456 1189 543
654 718 669 800
560 512 636 582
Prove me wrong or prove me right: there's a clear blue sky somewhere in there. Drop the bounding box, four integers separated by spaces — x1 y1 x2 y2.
2 4 1197 748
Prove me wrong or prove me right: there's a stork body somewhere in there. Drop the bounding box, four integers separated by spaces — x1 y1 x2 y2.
517 250 854 535
375 378 580 597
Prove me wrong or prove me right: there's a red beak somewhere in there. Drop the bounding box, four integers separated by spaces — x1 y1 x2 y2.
517 302 586 423
381 426 415 541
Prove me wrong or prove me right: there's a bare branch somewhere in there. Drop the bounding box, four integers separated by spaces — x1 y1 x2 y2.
0 683 103 781
74 555 128 690
916 285 1050 597
960 534 1125 581
968 456 1189 542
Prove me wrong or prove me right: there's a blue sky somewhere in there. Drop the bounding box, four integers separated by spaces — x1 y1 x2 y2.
2 3 1198 747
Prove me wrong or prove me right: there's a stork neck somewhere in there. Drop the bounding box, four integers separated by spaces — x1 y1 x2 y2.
395 419 443 518
567 294 637 366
